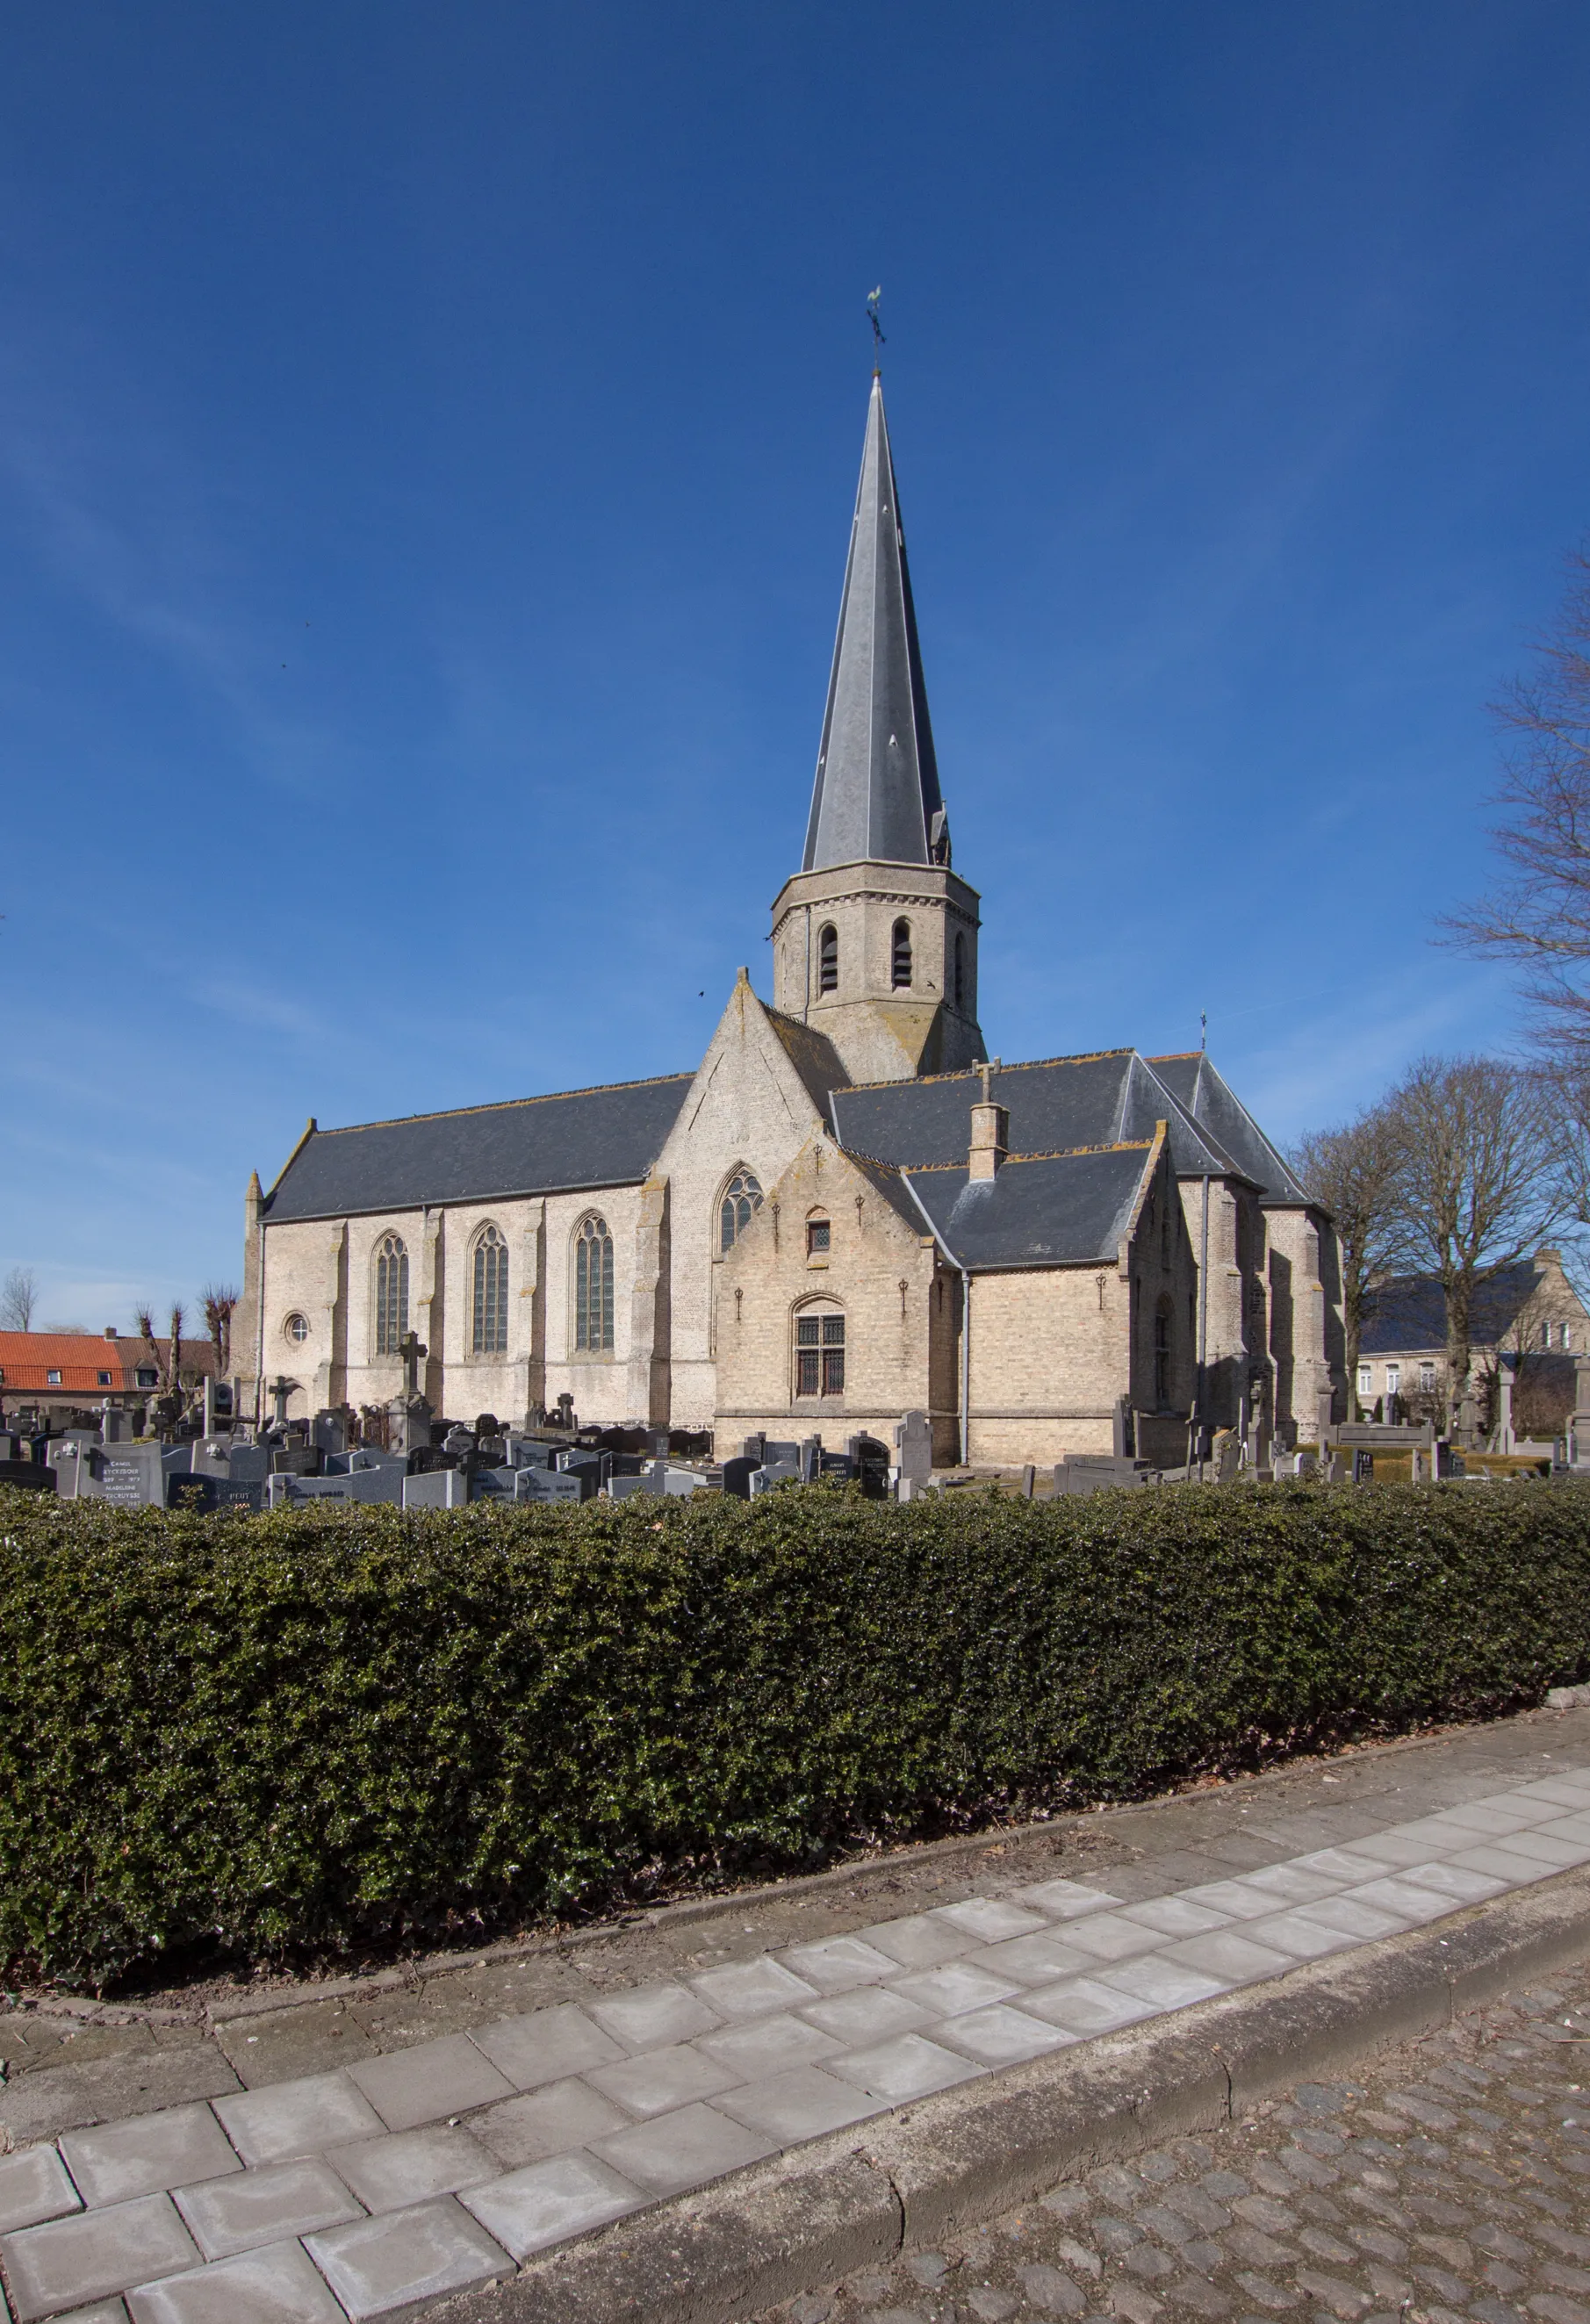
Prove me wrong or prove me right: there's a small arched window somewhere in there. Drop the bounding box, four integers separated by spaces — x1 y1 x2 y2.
575 1215 615 1353
795 1305 845 1397
719 1169 764 1254
807 1212 831 1256
375 1234 408 1356
891 918 912 989
953 932 966 1010
817 922 838 994
471 1222 508 1354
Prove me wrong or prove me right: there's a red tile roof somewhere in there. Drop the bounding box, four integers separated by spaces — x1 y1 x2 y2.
0 1333 217 1396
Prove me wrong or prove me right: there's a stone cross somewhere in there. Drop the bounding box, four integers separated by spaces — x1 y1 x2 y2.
397 1331 428 1397
268 1376 294 1425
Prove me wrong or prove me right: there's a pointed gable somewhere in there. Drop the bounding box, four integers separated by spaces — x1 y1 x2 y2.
803 376 945 870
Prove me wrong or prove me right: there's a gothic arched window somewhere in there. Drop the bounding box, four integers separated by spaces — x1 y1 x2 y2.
575 1215 615 1353
471 1222 508 1354
817 922 838 994
795 1303 845 1398
891 917 912 989
953 932 966 1010
375 1234 408 1356
719 1169 764 1254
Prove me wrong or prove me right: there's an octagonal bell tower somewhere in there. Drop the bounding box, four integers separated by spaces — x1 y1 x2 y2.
770 374 985 1084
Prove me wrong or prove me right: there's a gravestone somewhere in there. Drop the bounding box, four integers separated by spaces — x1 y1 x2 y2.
1053 1456 1149 1497
846 1435 891 1499
270 1446 320 1477
102 1408 133 1444
721 1455 759 1500
896 1411 932 1486
403 1467 470 1509
97 1444 164 1507
471 1465 519 1501
1352 1449 1376 1482
1435 1443 1467 1479
191 1439 233 1479
608 1471 660 1500
266 1471 401 1507
227 1442 271 1486
0 1459 56 1494
1212 1431 1241 1484
517 1466 587 1504
47 1442 90 1500
167 1472 263 1515
741 1433 766 1465
506 1435 552 1470
313 1409 348 1457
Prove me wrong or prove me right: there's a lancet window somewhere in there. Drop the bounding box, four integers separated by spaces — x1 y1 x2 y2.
375 1234 408 1356
471 1222 508 1354
817 923 838 994
719 1169 764 1254
891 918 912 989
575 1215 615 1354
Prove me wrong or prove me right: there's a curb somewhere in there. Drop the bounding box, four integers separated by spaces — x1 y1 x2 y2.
431 1862 1590 2324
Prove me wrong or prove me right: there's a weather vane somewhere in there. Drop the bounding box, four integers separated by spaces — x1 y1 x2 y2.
867 285 884 370
1200 1009 1207 1054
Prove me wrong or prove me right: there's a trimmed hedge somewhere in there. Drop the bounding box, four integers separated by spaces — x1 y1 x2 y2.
3 1479 1589 1988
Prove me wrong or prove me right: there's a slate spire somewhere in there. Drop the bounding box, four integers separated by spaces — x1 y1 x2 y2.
803 376 946 870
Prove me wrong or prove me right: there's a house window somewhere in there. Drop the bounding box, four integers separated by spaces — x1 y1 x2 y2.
1357 1363 1371 1398
953 931 966 1010
47 1369 61 1386
471 1223 508 1353
1420 1360 1436 1392
1385 1363 1400 1397
1566 1325 1575 1350
97 1370 112 1387
284 1313 310 1344
136 1366 158 1389
1154 1303 1170 1406
807 1215 831 1256
891 917 912 989
719 1169 764 1254
575 1216 615 1354
817 923 838 994
795 1308 845 1397
375 1234 409 1356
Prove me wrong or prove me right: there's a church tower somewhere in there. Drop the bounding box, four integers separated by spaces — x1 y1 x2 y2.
770 375 986 1084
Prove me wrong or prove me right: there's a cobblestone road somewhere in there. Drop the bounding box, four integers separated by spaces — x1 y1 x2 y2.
750 1958 1590 2324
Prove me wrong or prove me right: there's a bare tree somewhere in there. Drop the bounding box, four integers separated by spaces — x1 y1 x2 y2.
166 1304 183 1395
1380 1054 1559 1403
1 1266 40 1331
1289 1110 1400 1399
1445 551 1590 1055
201 1284 239 1378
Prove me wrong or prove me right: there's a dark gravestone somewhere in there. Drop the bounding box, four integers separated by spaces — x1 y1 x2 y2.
720 1457 759 1500
227 1443 271 1486
0 1459 56 1494
847 1435 891 1500
741 1433 766 1464
669 1428 713 1460
168 1472 264 1515
270 1447 320 1477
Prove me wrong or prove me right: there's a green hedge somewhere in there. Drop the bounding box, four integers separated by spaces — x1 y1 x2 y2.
3 1479 1589 1989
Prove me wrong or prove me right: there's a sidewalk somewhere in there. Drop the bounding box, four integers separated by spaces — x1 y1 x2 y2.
4 1706 1590 2321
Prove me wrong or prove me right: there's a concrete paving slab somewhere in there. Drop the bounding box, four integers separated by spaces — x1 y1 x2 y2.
586 1982 722 2052
1479 1826 1590 1866
962 1932 1098 1984
1439 1797 1563 1833
172 2156 361 2258
348 2035 514 2133
458 2153 645 2259
1160 1931 1296 1983
930 1898 1050 1943
1292 1892 1411 1939
687 1958 818 2019
886 1962 1021 2018
1051 1911 1170 1961
859 1913 976 1969
586 2101 779 2198
796 1988 934 2044
1020 1978 1161 2036
931 2004 1078 2066
0 2147 80 2235
1092 1956 1230 2008
1177 1877 1306 1921
1446 1839 1567 1881
327 2125 500 2214
47 2304 125 2322
1009 1879 1119 1918
3 2193 200 2320
1397 1861 1508 1903
471 2081 632 2169
1507 1777 1590 1808
1292 1847 1398 1882
213 2070 386 2165
305 2196 510 2317
0 2053 241 2153
467 2004 623 2092
125 2237 346 2323
695 2011 844 2078
1535 1810 1590 1843
716 2064 888 2141
1350 1827 1478 1867
1237 1863 1352 1904
774 1936 898 1993
585 2040 739 2118
1115 1896 1234 1937
1346 1875 1457 1922
826 2033 984 2104
1241 1910 1358 1961
60 2105 240 2209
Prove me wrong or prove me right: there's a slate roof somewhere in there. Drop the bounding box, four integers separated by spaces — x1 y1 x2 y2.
831 1051 1235 1181
1359 1263 1565 1356
263 1074 694 1224
902 1145 1154 1270
1148 1053 1313 1205
803 376 946 871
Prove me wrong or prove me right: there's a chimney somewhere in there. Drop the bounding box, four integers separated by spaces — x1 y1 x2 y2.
969 1059 1008 1181
104 1326 118 1339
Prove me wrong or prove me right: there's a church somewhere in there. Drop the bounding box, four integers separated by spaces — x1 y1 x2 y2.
235 378 1345 1469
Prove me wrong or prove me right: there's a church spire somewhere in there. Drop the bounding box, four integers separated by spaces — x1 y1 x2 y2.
802 376 946 872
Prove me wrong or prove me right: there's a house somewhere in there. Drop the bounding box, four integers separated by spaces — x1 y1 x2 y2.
1357 1249 1588 1439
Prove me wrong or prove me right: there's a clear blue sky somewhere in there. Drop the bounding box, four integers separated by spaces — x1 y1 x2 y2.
4 3 1589 1327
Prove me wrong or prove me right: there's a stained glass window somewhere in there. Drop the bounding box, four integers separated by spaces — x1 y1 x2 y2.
575 1216 614 1353
375 1234 408 1356
472 1223 508 1353
719 1169 764 1254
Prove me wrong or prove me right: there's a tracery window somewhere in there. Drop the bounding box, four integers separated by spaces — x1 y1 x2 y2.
891 917 912 989
795 1306 845 1397
375 1234 408 1356
719 1169 764 1254
575 1215 615 1354
817 922 838 994
471 1222 508 1354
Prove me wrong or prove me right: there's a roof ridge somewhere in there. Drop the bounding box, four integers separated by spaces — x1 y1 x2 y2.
901 1139 1153 1174
301 1070 696 1141
834 1046 1135 1096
